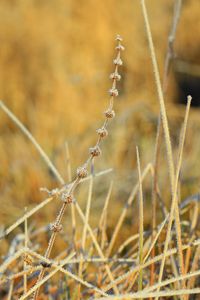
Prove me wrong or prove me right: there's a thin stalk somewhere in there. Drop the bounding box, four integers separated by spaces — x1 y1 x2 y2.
150 0 182 289
106 163 152 256
99 181 113 250
157 97 191 295
65 142 77 248
23 207 28 295
136 147 144 293
139 1 186 294
78 177 93 299
0 100 64 184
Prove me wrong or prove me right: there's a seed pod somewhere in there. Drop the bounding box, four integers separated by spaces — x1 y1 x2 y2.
109 88 119 97
116 34 123 42
113 57 123 66
96 127 108 138
61 193 75 204
104 109 115 119
77 165 88 178
89 146 101 157
49 223 63 232
110 72 121 81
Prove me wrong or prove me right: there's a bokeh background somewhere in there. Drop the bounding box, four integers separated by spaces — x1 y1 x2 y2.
0 0 200 249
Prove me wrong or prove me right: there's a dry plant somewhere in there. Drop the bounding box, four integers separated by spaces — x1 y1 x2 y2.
0 1 200 299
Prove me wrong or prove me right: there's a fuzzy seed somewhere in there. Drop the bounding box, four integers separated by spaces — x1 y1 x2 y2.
96 127 108 138
110 72 121 81
89 146 101 157
116 34 123 41
49 223 63 232
77 165 88 178
113 58 123 66
109 88 119 97
104 109 115 119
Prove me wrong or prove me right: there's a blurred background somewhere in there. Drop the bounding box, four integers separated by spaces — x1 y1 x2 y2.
0 0 200 248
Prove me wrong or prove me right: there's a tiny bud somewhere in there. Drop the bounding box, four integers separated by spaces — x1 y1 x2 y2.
104 109 115 119
116 44 125 51
61 193 75 204
96 127 108 138
49 223 63 232
109 88 118 97
89 146 101 157
77 165 88 178
116 34 123 42
110 72 121 81
113 57 123 66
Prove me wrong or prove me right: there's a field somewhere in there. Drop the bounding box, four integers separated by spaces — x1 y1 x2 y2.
0 0 200 299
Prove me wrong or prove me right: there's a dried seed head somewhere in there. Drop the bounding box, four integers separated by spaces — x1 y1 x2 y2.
77 165 88 178
89 145 101 157
61 193 75 204
104 109 115 119
110 72 121 81
116 44 125 51
109 88 118 97
116 34 123 42
96 127 108 138
49 223 63 232
113 57 123 66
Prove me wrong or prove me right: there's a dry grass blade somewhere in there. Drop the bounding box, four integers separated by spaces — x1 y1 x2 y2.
65 141 77 247
136 147 144 292
0 100 64 184
99 182 113 230
143 215 168 262
23 207 28 295
7 280 14 300
163 0 182 92
139 0 175 191
186 245 200 293
78 177 93 298
0 198 53 240
107 163 152 256
157 96 191 294
0 247 27 274
151 0 182 289
99 181 113 250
